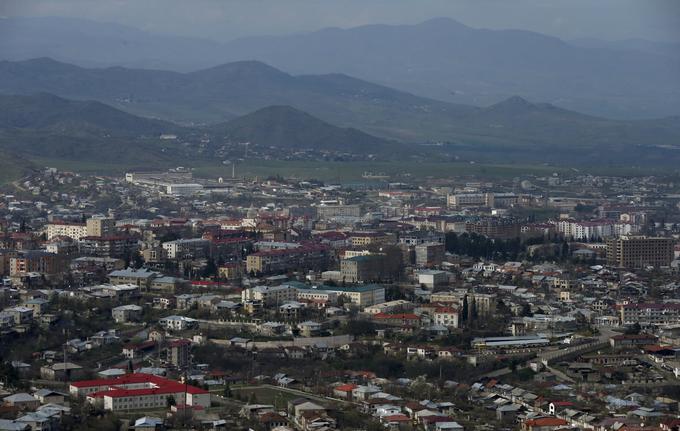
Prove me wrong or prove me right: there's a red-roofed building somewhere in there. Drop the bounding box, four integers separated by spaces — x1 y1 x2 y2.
332 383 358 399
522 417 569 431
70 373 209 412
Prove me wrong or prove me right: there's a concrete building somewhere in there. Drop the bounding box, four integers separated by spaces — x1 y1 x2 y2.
340 255 389 283
316 204 361 219
162 238 210 260
606 236 674 268
241 285 298 306
167 339 191 368
46 221 87 240
86 217 116 237
112 304 143 323
617 302 680 326
70 374 210 412
417 270 449 288
414 242 445 268
9 251 62 277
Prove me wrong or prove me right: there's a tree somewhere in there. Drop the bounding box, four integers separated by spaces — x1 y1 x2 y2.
625 322 641 335
461 295 468 323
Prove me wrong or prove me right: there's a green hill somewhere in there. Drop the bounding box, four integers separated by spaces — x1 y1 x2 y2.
210 105 395 154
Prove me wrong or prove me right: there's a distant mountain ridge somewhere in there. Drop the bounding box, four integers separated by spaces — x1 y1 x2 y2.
0 57 474 140
2 16 678 119
1 61 680 167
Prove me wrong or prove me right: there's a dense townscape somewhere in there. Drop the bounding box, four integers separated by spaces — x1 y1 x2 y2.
0 166 679 431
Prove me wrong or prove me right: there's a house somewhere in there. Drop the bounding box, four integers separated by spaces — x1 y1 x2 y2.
111 304 143 323
133 416 164 430
258 322 286 336
2 393 40 410
333 384 357 399
123 340 157 359
15 411 60 431
297 321 322 337
33 389 67 405
159 315 197 331
22 298 49 316
352 385 381 401
258 412 287 430
40 363 84 381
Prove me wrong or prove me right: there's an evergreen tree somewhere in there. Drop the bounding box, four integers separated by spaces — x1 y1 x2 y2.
461 295 468 323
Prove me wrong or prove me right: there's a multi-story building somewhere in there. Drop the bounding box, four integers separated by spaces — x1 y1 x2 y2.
46 221 88 240
111 304 143 323
108 267 161 289
340 255 389 283
295 283 385 308
347 232 395 247
606 236 674 268
86 217 116 237
246 245 329 275
447 193 493 208
167 339 191 368
617 302 680 326
414 242 445 268
399 231 445 246
9 250 62 277
70 373 210 412
465 219 521 239
162 238 210 260
241 284 298 306
78 236 139 258
316 204 362 219
433 307 459 328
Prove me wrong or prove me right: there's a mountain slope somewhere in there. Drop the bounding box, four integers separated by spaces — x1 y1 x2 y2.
0 93 193 165
1 61 680 166
0 57 474 138
0 93 180 136
210 105 394 153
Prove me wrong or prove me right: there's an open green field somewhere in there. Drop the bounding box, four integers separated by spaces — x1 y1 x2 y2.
16 157 680 183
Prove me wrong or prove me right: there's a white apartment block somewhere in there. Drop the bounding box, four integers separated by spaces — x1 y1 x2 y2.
46 222 87 240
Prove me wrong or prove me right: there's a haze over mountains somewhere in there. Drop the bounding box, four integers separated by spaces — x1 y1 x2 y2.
2 16 679 119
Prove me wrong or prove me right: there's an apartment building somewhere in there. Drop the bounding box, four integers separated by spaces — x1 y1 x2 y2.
86 217 116 237
316 204 361 219
347 231 395 247
414 242 445 267
617 302 680 326
340 255 388 283
241 284 298 306
162 238 210 260
46 221 87 240
606 236 674 268
9 250 62 276
245 245 329 275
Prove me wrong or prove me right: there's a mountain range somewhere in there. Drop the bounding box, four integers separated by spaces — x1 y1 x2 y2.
2 57 680 165
2 16 679 119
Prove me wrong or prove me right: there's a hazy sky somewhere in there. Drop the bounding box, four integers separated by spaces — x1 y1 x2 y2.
2 0 680 43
